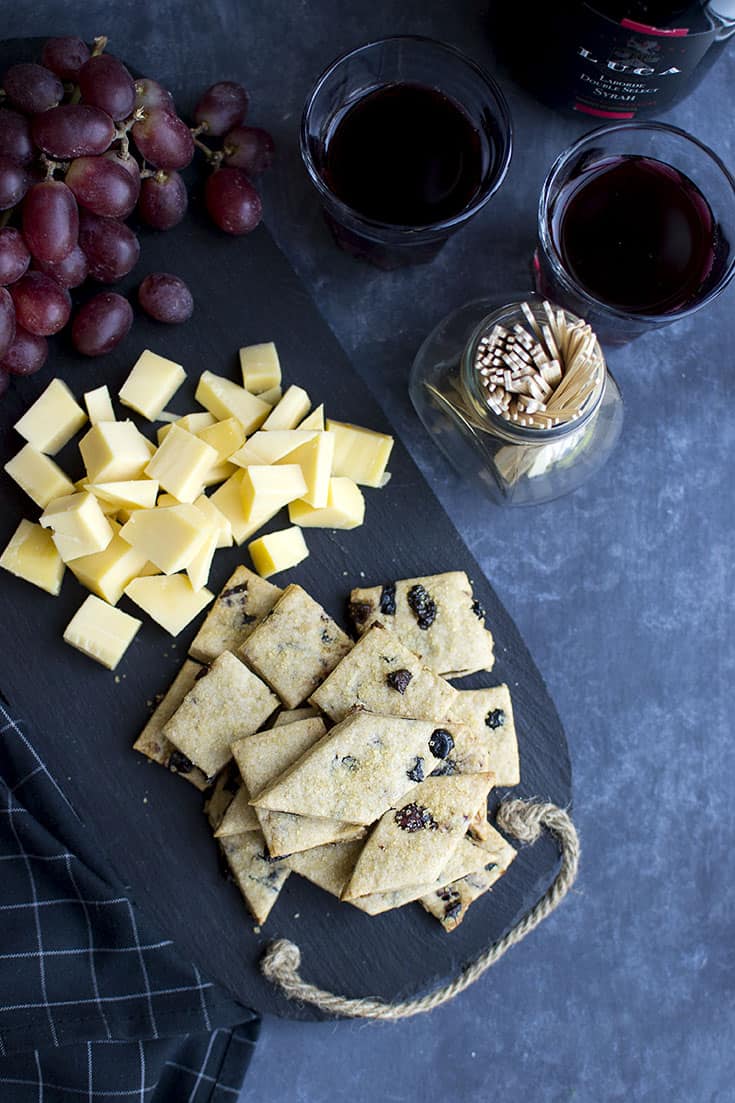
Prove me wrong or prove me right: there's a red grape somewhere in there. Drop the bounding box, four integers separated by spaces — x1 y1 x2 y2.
0 107 34 165
135 78 175 113
223 126 274 174
132 108 194 170
10 271 71 336
79 210 140 282
137 171 187 230
22 180 79 264
0 324 47 375
104 149 141 183
0 156 29 210
205 167 262 235
138 273 193 323
66 155 140 218
32 105 115 159
41 37 91 81
34 244 88 288
0 227 31 285
78 54 136 122
194 81 248 136
72 291 132 355
3 63 63 114
0 368 9 397
0 287 16 359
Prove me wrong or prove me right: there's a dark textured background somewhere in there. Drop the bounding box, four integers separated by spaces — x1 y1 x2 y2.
3 3 734 1100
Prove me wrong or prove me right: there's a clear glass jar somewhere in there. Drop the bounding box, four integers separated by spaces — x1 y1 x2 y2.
409 296 623 506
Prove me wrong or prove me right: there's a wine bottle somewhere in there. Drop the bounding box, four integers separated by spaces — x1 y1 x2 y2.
495 2 735 117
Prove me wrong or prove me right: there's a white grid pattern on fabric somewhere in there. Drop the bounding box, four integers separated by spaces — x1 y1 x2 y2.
64 854 112 1042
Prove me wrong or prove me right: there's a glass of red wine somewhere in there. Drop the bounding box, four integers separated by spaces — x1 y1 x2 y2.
535 121 735 343
300 36 513 269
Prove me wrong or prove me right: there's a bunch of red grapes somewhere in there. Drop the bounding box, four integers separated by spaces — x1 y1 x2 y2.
0 35 274 397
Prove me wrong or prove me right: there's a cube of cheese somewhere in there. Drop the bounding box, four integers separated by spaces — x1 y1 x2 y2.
240 464 307 521
259 385 282 405
157 412 216 445
68 524 149 604
63 595 141 670
197 417 245 462
195 371 270 433
288 477 365 530
261 385 310 431
145 425 218 504
79 421 153 483
210 470 285 546
248 526 309 578
14 379 87 455
239 341 281 393
119 350 186 421
87 480 159 511
124 574 214 635
326 419 394 487
299 404 324 431
0 519 65 595
278 432 334 508
192 494 233 549
230 429 317 468
186 525 219 591
84 385 115 425
40 492 113 562
4 445 75 508
119 505 208 574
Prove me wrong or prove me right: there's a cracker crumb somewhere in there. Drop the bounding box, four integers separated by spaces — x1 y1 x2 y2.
114 675 120 684
253 925 261 934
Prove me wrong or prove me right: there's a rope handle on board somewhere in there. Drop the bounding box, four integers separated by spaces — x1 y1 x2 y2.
260 798 580 1020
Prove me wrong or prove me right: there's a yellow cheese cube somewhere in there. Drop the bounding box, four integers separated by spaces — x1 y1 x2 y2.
210 470 284 546
0 519 65 595
87 480 159 511
192 494 233 548
4 445 75 508
201 462 236 487
197 417 245 462
124 574 214 636
145 425 218 504
195 371 270 433
248 526 309 578
278 431 334 508
79 421 153 483
261 385 311 431
68 525 149 604
230 430 317 468
157 412 216 445
119 350 187 421
14 379 87 455
326 419 394 488
119 505 208 575
84 385 115 425
239 341 281 393
299 404 325 431
288 477 365 530
186 526 218 591
40 492 114 563
240 464 308 520
63 594 141 670
259 385 282 405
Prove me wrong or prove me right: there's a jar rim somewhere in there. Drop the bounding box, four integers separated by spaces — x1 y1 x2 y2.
460 296 607 441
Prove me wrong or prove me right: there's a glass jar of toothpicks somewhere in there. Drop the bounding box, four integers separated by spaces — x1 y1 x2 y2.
409 295 623 505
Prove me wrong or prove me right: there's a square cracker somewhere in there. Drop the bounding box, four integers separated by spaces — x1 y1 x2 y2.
163 650 279 778
133 659 209 790
214 786 260 836
232 717 363 857
420 823 517 931
343 773 495 899
189 565 281 663
447 685 520 787
348 571 494 678
310 623 459 724
240 584 352 709
287 839 365 899
219 830 290 925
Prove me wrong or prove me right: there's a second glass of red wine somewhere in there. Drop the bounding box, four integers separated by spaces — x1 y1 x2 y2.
300 36 513 269
535 121 735 343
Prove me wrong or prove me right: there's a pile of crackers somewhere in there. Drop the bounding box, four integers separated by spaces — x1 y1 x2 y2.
134 568 520 932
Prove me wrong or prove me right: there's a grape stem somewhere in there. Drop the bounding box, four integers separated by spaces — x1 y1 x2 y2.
192 135 223 168
40 154 65 181
91 35 108 57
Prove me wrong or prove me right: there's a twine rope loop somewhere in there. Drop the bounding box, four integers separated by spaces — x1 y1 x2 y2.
260 798 579 1020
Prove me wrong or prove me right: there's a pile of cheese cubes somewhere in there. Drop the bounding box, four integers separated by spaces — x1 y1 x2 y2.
1 343 393 671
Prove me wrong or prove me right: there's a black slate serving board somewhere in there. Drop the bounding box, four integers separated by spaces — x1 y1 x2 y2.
0 38 571 1021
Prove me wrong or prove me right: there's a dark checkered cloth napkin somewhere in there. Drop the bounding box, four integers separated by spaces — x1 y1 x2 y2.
0 696 259 1101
